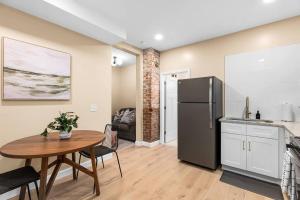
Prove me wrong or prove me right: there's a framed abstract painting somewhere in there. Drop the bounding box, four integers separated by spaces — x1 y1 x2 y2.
2 37 71 100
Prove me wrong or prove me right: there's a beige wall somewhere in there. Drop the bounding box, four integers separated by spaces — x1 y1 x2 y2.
112 64 136 113
161 16 300 80
112 67 121 113
0 5 112 172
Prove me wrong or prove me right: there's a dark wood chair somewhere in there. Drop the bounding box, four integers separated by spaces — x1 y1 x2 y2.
77 124 123 191
0 166 39 200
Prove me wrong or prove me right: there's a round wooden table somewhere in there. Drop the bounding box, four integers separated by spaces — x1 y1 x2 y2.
0 130 105 200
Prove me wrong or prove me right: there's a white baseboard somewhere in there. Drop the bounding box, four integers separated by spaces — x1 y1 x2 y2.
134 140 144 146
135 140 160 147
0 154 112 200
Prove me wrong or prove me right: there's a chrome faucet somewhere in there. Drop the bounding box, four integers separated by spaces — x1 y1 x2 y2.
244 96 251 119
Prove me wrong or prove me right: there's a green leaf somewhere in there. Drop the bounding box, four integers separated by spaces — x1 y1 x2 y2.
41 128 49 137
67 126 72 133
42 112 79 134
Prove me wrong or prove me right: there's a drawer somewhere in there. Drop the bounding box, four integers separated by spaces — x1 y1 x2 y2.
247 125 278 139
222 123 246 135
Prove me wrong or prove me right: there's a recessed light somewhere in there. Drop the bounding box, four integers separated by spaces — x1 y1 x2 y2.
262 0 276 4
154 34 164 41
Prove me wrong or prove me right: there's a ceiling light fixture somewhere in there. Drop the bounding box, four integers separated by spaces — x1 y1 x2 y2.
116 58 123 66
112 56 123 67
112 56 117 66
154 34 164 41
262 0 276 4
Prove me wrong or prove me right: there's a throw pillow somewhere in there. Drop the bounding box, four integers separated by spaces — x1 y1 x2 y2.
113 110 124 122
120 109 136 124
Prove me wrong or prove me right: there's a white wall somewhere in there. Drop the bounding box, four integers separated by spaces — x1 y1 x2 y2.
225 43 300 121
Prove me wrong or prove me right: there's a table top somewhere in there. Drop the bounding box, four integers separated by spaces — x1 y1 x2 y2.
0 130 105 159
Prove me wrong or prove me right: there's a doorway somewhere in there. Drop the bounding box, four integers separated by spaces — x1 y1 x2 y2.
160 69 190 144
111 47 137 149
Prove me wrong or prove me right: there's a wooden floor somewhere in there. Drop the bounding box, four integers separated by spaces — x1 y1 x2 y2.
18 144 277 200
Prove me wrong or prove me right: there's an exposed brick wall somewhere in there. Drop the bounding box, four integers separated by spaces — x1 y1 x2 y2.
143 48 160 142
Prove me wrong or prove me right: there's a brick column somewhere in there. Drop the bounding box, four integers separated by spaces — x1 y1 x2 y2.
143 48 160 142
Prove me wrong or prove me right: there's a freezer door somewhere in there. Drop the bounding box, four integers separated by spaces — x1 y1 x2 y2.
178 77 212 103
178 103 217 169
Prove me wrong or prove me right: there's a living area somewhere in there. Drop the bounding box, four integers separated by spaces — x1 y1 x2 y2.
111 48 137 145
1 1 300 200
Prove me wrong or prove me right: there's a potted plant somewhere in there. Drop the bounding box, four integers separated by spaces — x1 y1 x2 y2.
41 112 79 139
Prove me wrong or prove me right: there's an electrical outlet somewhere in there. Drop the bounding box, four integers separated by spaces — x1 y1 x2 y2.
90 104 98 112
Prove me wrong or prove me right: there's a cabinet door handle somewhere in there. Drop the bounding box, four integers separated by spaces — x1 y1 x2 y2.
242 141 245 150
248 141 251 151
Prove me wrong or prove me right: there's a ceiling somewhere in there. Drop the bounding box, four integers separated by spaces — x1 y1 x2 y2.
1 0 300 51
112 48 136 68
0 0 126 44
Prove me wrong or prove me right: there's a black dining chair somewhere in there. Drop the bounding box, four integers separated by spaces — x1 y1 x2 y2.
77 124 123 191
0 166 40 200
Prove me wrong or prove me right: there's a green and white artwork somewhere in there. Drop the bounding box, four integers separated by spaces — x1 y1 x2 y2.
2 38 71 100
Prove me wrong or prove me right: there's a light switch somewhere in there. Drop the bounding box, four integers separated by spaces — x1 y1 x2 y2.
90 104 98 112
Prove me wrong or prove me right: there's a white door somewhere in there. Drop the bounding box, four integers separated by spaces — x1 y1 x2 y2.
164 76 178 143
221 133 247 170
246 136 279 178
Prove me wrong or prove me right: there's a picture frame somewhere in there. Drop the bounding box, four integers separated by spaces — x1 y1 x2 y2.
1 37 72 100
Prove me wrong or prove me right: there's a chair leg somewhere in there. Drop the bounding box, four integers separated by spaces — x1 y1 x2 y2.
76 154 82 179
27 184 32 200
101 156 105 168
34 181 39 198
115 151 123 177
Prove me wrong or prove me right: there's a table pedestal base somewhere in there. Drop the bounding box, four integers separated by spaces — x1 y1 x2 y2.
20 147 100 200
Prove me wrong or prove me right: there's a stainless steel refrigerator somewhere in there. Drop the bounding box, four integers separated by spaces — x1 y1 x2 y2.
178 76 223 169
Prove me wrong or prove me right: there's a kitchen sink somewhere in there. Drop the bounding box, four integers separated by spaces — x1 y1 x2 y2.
226 117 273 123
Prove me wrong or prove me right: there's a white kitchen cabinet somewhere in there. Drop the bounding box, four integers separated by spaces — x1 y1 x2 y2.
221 122 280 179
247 125 278 139
221 133 246 170
222 123 247 135
246 136 279 178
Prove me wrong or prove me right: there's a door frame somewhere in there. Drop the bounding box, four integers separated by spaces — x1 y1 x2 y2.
160 68 190 144
112 43 143 141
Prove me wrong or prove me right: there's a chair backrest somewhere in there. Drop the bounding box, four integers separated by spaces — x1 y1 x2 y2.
102 124 119 151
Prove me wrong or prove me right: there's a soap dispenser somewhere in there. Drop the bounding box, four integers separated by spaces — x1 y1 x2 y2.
256 111 261 120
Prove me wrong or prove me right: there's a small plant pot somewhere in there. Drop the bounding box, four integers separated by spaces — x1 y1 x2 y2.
59 131 72 140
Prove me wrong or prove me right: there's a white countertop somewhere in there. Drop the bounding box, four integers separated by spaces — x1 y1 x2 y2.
220 118 300 137
273 121 300 138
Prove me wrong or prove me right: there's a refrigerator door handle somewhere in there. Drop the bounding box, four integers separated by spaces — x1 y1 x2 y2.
209 78 213 128
209 103 213 128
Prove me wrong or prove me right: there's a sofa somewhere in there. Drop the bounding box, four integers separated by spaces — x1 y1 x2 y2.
112 108 136 142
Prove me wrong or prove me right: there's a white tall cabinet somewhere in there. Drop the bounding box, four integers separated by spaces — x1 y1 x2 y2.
221 122 281 180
